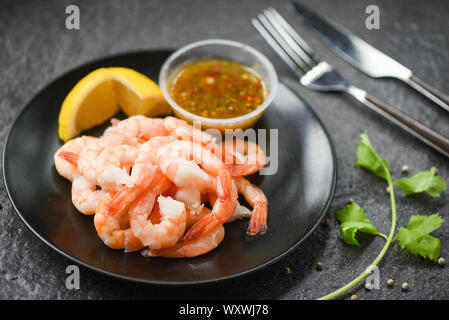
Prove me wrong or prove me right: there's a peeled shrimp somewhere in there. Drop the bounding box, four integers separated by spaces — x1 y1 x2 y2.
105 115 169 142
186 206 211 228
54 114 270 258
164 116 216 147
130 195 186 249
55 136 98 182
78 142 138 186
156 140 237 241
142 225 225 258
174 187 203 216
93 192 144 252
185 201 251 227
221 139 267 176
71 175 106 215
206 181 252 224
106 136 176 216
164 116 238 165
157 140 231 199
134 136 176 165
233 176 268 235
107 164 161 216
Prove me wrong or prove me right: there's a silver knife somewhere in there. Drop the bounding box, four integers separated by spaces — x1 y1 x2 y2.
289 1 449 112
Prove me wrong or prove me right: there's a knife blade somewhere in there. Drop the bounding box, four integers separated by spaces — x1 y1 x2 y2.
289 1 449 112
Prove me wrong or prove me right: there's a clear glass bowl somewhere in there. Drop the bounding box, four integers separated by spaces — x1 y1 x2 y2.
159 39 278 131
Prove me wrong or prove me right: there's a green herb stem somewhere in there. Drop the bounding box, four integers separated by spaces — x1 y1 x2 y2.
316 177 397 300
377 233 389 241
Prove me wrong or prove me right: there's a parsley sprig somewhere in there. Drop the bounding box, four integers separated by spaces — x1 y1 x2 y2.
317 132 446 300
335 203 387 245
397 214 444 262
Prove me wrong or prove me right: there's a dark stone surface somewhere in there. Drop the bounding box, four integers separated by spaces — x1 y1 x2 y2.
0 0 448 300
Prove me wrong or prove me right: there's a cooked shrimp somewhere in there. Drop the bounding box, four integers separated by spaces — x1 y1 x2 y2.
233 176 268 235
156 140 237 241
164 116 215 146
107 164 159 216
183 181 237 241
56 138 132 214
71 175 106 215
182 194 236 241
130 195 186 249
55 136 98 181
157 140 231 199
78 142 138 186
186 206 210 228
101 129 142 148
54 114 269 257
174 186 203 216
93 192 144 252
142 225 225 258
221 139 267 176
228 203 252 223
206 184 252 223
135 136 176 165
105 115 169 142
164 116 238 164
124 228 145 253
106 137 175 216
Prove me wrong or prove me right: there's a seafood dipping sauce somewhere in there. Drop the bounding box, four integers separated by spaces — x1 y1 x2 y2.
167 59 267 119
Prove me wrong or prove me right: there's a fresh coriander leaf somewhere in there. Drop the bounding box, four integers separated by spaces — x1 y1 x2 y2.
396 214 444 261
355 132 390 181
394 170 447 197
335 203 381 246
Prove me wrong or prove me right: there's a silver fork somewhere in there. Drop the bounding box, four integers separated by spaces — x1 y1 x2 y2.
253 7 449 158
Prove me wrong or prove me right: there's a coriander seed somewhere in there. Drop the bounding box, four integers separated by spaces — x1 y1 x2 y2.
284 266 292 275
401 282 409 291
316 262 323 271
350 294 358 300
347 198 355 205
323 218 330 227
386 279 394 287
386 186 391 194
437 257 445 266
401 165 409 173
365 283 373 290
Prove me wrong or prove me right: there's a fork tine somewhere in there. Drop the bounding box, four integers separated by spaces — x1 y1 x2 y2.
263 9 316 68
266 7 315 58
256 13 310 72
252 18 304 76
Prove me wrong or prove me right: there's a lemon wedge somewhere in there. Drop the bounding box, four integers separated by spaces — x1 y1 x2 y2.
58 67 171 141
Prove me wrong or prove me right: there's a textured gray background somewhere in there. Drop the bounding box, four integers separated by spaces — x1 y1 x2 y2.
0 0 448 300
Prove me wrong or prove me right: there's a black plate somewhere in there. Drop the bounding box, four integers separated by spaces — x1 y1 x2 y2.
3 50 337 285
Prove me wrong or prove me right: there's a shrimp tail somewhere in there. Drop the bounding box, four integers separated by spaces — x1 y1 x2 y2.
107 165 158 216
246 202 268 235
229 165 245 177
216 170 232 200
229 164 261 177
107 186 132 216
59 151 79 166
183 214 218 241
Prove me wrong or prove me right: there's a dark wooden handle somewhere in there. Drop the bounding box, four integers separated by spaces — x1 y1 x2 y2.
409 74 449 107
365 93 449 157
